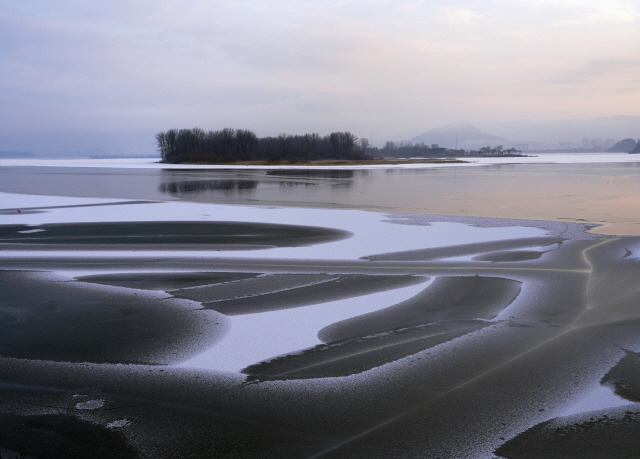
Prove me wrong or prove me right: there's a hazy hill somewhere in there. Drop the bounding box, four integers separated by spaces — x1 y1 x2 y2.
0 150 36 158
411 122 504 149
477 116 640 143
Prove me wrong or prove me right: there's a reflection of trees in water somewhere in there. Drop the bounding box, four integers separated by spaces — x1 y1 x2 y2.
266 169 367 179
158 170 362 198
267 169 365 189
278 181 317 188
159 179 319 195
159 180 259 194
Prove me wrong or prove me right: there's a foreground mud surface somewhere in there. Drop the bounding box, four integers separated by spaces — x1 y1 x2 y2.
1 211 640 458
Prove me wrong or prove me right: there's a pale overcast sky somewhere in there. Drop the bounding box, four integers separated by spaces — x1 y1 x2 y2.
1 1 639 152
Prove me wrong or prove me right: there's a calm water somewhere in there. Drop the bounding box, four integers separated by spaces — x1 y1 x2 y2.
1 162 640 234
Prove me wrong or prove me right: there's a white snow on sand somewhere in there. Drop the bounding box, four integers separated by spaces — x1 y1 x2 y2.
2 152 640 171
179 280 431 373
0 192 546 260
0 191 127 209
0 190 548 373
75 399 105 410
107 419 131 429
557 384 635 418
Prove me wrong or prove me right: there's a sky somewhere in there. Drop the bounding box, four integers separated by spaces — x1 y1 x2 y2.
1 0 640 153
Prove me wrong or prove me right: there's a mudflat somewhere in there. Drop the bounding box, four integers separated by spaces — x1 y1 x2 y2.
2 202 640 457
0 221 350 250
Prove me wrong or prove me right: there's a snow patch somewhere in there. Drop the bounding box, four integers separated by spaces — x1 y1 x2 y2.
2 153 640 170
17 228 46 234
107 419 131 428
557 384 635 417
75 399 105 410
0 192 547 260
179 280 431 373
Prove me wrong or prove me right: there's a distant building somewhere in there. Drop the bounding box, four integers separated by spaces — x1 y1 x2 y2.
591 138 603 150
604 138 616 150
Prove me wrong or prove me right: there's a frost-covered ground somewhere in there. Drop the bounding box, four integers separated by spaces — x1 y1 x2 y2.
0 191 546 260
0 191 546 372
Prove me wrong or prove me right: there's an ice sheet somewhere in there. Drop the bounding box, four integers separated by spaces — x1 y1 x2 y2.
0 192 547 260
0 191 126 208
557 384 635 418
179 280 431 372
2 152 639 171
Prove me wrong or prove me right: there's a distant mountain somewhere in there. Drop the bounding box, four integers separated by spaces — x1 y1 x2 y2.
411 122 504 149
477 116 640 144
0 150 36 158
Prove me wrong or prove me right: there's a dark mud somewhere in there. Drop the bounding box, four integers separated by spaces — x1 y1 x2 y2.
1 214 640 457
601 350 640 402
178 274 428 315
242 319 490 382
319 276 521 343
0 270 228 364
472 250 544 262
0 221 351 250
0 413 137 459
76 271 261 291
495 406 640 458
363 236 562 261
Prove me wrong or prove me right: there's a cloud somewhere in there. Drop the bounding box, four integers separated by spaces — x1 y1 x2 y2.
443 7 484 27
1 0 640 152
519 0 640 26
548 57 640 86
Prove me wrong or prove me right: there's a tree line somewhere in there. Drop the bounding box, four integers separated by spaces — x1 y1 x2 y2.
156 128 370 163
377 142 522 158
608 138 639 153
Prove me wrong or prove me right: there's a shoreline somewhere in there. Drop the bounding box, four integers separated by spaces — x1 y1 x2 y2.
2 151 640 170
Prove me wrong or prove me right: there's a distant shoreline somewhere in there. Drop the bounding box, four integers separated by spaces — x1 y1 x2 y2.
160 158 468 166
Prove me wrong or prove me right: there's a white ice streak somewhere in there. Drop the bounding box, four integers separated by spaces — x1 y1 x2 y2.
107 419 131 429
557 384 635 417
2 153 640 170
75 399 105 410
16 229 46 234
0 191 126 209
0 192 546 260
178 280 431 373
0 189 549 374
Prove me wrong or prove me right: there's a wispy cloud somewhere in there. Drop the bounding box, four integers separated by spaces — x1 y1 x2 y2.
443 7 484 27
520 0 640 26
547 57 640 90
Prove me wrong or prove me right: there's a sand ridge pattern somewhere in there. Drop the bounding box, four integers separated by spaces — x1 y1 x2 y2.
2 215 640 457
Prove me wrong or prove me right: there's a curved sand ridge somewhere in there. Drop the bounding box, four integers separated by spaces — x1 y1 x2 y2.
1 197 640 457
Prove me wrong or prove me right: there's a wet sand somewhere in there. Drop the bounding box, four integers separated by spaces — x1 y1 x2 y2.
0 270 228 364
0 221 350 251
1 196 640 456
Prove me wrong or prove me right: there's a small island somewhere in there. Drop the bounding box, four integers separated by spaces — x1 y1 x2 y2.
156 128 523 165
156 128 370 164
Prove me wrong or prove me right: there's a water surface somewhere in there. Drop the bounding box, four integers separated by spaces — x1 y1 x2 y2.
2 161 640 234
